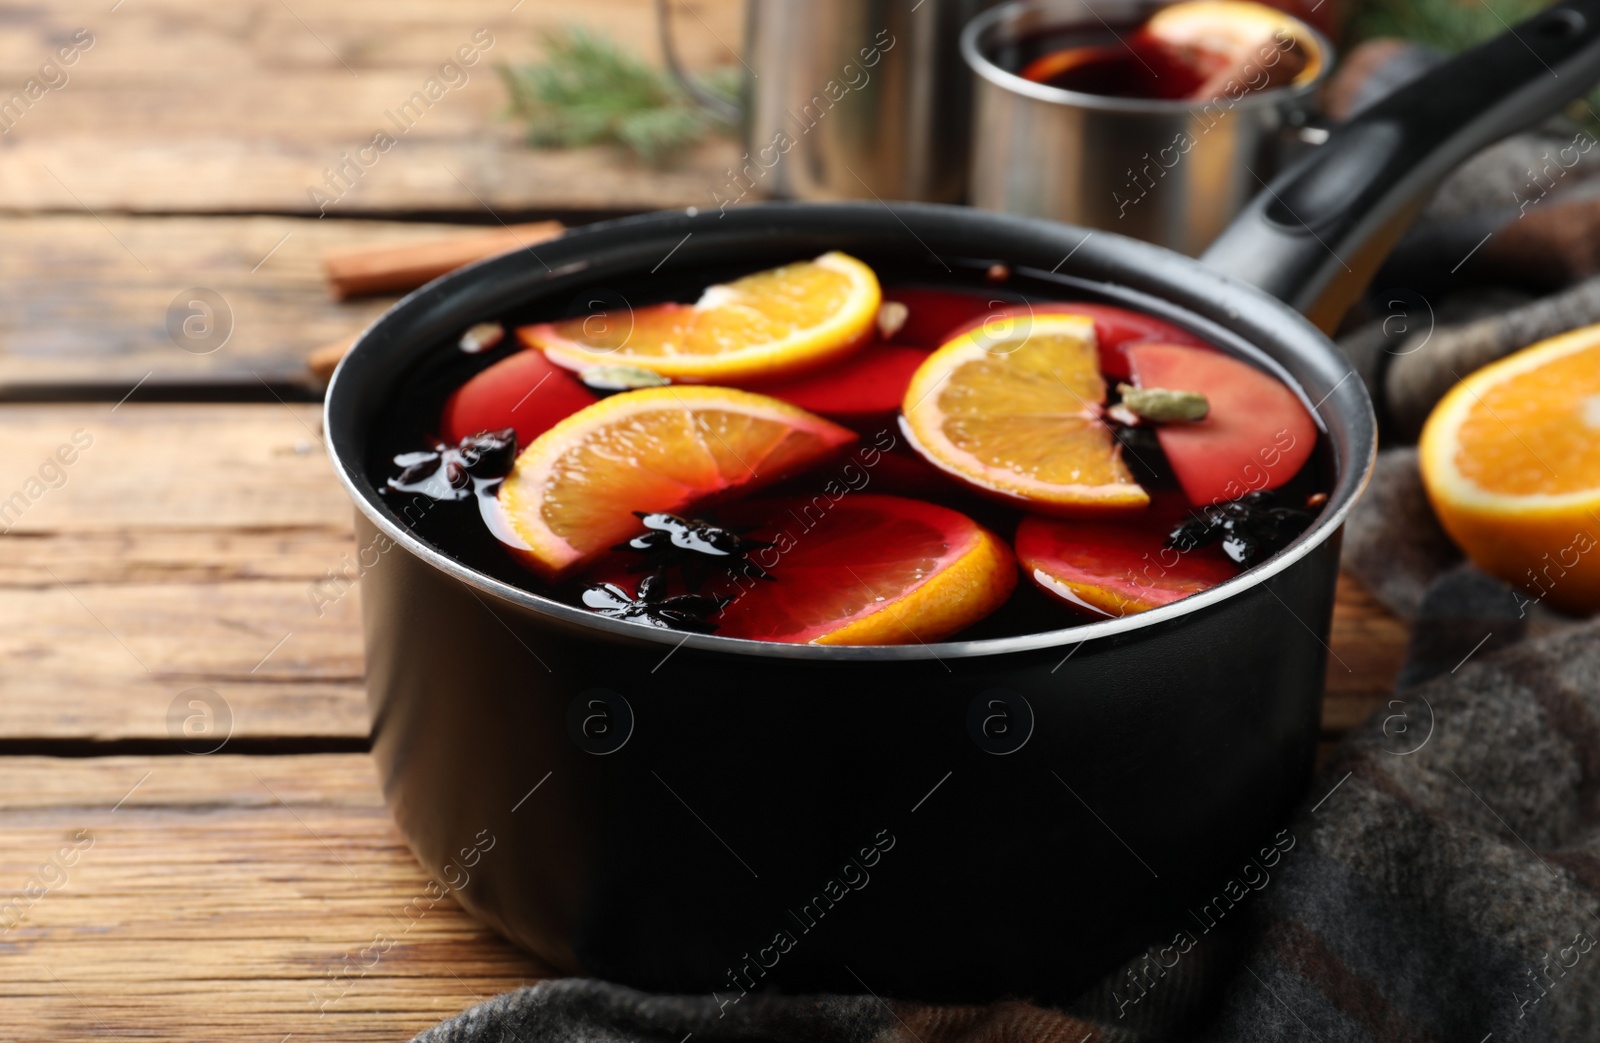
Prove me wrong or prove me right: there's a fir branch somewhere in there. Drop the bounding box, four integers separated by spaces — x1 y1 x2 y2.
498 27 738 165
1347 0 1546 54
1346 0 1600 131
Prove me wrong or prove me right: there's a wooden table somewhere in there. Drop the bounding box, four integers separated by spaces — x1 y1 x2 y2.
0 404 1406 1039
0 2 1409 1038
0 0 747 388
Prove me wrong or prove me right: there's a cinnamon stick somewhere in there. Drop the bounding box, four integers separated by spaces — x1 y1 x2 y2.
322 220 564 300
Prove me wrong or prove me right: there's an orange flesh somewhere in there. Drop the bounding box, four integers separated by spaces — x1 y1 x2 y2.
523 253 882 382
1455 345 1600 497
904 319 1145 507
538 410 843 555
499 388 855 574
543 259 856 357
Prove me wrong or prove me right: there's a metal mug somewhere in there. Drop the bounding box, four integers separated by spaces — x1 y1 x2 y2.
963 0 1334 255
659 0 1000 203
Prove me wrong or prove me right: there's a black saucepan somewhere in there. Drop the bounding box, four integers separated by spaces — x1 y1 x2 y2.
325 4 1600 1004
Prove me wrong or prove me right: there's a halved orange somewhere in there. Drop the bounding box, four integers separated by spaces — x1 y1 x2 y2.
709 494 1016 644
1419 324 1600 613
900 312 1149 515
519 252 882 383
497 387 856 577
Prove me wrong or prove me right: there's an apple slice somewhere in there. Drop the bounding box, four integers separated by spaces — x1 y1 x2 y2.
1124 342 1315 506
754 345 929 428
440 349 598 447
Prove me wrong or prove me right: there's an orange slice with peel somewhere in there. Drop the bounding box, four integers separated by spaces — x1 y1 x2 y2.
1015 497 1237 618
1143 0 1322 95
710 494 1017 644
1419 324 1600 613
900 312 1149 515
498 387 855 578
519 252 881 383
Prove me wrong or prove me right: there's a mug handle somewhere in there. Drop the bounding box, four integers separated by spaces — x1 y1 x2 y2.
1202 0 1600 332
656 0 743 123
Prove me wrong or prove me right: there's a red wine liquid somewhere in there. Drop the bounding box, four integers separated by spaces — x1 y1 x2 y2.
368 272 1333 642
1020 39 1213 100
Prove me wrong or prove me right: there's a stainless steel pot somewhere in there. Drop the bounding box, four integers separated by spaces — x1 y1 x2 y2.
964 0 1332 255
660 0 999 203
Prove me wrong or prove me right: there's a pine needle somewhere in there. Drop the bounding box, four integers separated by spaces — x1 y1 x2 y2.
499 27 739 165
1346 0 1600 131
1347 0 1546 53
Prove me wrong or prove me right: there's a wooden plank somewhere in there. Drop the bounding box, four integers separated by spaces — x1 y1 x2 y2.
0 0 745 214
0 214 552 386
1322 573 1407 736
0 403 1409 742
0 403 368 742
0 754 548 1041
0 404 347 533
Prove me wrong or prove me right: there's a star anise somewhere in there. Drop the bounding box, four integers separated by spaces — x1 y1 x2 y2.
581 570 730 633
385 428 517 501
617 512 775 581
1166 491 1313 567
456 428 518 478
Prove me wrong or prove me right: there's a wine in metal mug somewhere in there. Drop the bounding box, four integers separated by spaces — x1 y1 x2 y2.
963 0 1332 256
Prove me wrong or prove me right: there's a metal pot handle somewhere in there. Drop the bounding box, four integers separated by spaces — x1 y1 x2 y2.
656 0 742 123
1202 0 1600 332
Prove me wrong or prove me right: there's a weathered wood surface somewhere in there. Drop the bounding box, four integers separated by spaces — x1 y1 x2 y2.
0 401 1408 1041
0 403 1408 744
0 0 748 386
0 214 553 386
0 403 367 742
0 0 745 214
0 4 1416 1036
0 753 550 1040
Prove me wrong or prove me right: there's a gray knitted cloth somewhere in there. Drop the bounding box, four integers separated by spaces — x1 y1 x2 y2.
415 454 1599 1042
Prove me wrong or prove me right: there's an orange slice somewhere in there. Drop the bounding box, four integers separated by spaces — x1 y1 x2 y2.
1015 499 1237 618
1419 324 1600 614
900 312 1149 515
710 495 1017 644
519 252 881 383
498 387 856 577
1143 1 1322 94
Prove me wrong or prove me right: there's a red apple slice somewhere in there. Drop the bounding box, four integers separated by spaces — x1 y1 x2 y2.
1125 342 1316 506
440 349 598 447
754 345 929 427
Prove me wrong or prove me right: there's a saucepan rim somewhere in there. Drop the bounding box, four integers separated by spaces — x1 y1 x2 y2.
961 0 1333 117
323 202 1376 663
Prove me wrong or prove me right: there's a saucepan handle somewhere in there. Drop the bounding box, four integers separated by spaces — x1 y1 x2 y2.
656 0 743 123
1201 0 1600 332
